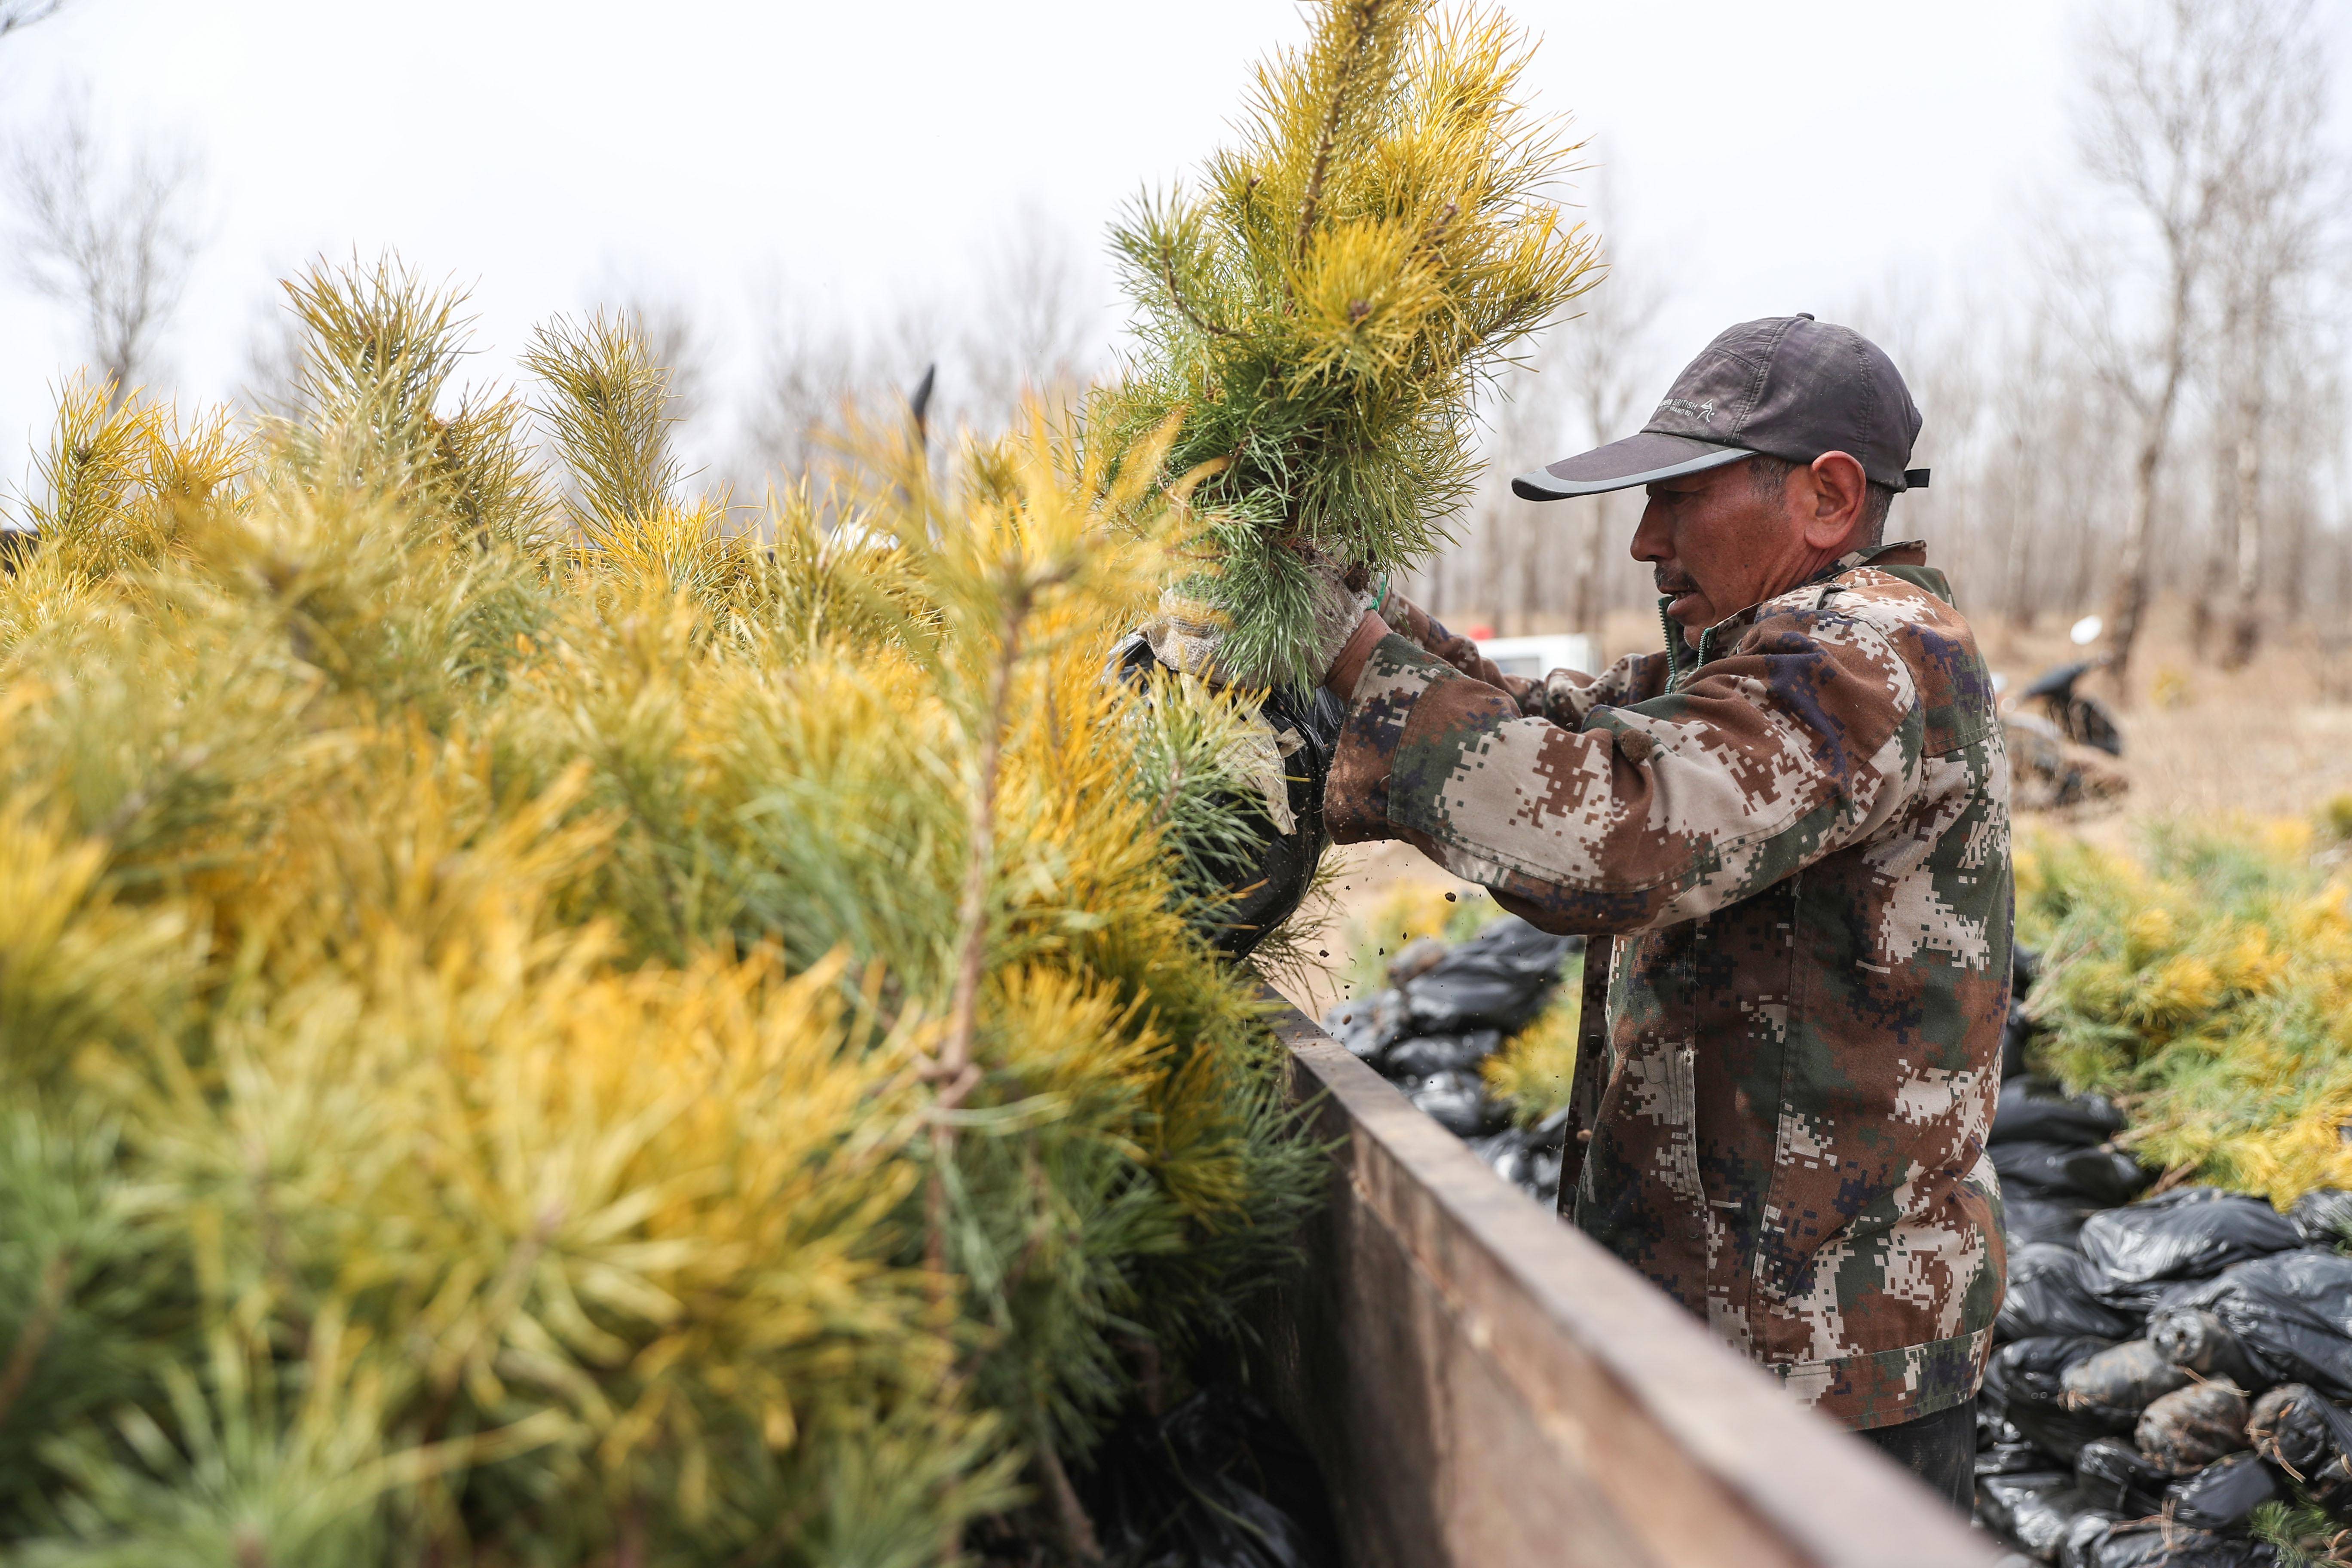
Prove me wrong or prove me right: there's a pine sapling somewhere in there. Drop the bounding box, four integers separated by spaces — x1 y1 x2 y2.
1099 0 1599 687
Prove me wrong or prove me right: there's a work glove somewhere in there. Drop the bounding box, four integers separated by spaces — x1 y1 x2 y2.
1142 546 1381 692
1132 547 1381 833
1300 548 1390 698
1301 548 1385 689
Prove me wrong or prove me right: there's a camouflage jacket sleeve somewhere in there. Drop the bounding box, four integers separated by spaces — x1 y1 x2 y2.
1325 599 1918 934
1379 595 1670 726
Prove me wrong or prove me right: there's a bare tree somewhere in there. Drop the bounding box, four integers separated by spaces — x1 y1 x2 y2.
961 212 1098 432
1554 249 1668 638
1433 181 1668 638
620 293 711 432
737 214 1099 495
738 295 943 492
1460 343 1565 631
237 290 304 419
2275 367 2343 625
739 305 867 489
1851 286 1993 609
2061 0 2318 697
2208 28 2331 668
12 96 205 405
1988 319 2063 630
0 0 68 42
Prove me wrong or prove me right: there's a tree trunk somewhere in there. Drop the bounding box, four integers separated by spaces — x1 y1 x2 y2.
2002 434 2039 631
2189 478 2230 658
2190 372 2242 660
2105 428 2163 703
2281 489 2311 623
1571 494 1608 642
2065 499 2098 628
2334 505 2352 632
2105 284 2193 702
1570 380 1623 646
2223 412 2263 669
1518 501 1544 634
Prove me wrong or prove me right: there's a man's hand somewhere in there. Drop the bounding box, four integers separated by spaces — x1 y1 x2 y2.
1139 547 1383 693
1328 579 1509 698
1298 547 1387 698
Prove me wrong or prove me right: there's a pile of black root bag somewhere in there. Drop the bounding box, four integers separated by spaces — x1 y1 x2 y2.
1059 1382 1342 1568
1319 916 1583 1204
1978 956 2352 1566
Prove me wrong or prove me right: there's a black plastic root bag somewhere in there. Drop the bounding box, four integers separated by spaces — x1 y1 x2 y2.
2074 1436 2170 1517
1994 1140 2158 1206
2160 1249 2352 1403
1323 994 1392 1060
2163 1451 2278 1531
1381 1029 1502 1078
1074 1385 1339 1568
1982 1404 2027 1447
2079 1189 2308 1312
2247 1383 2352 1521
1402 1070 1503 1139
2003 948 2043 1082
2086 1520 2281 1568
1985 1336 2128 1460
2003 1004 2040 1084
2015 1488 2106 1563
1467 1126 1562 1206
2291 1187 2352 1247
2009 1193 2107 1250
2061 1341 2191 1424
1978 1437 2051 1477
2146 1308 2268 1390
1992 1076 2130 1149
1110 634 1344 959
2059 1510 2126 1568
2135 1381 2251 1474
1978 1470 2095 1558
1324 920 1575 1070
2002 1244 2143 1343
1398 917 1577 1035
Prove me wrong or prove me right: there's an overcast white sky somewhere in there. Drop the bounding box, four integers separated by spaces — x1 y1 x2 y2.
0 1 2334 472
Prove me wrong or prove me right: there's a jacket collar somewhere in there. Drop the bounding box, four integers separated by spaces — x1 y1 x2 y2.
1832 539 1928 574
1660 540 1936 688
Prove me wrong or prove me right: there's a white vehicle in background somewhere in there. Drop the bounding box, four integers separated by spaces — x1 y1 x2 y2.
1470 632 1598 681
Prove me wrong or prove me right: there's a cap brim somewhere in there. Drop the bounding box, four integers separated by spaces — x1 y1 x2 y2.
1510 433 1755 501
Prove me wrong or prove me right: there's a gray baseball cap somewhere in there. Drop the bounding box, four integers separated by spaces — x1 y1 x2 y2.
1512 314 1929 501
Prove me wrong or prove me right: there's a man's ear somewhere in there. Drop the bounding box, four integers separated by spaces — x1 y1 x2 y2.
1801 451 1869 551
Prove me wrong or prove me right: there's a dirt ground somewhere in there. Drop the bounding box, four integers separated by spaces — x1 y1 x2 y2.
1261 592 2352 1020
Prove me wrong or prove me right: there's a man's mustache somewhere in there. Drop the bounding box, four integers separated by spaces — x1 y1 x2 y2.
1654 568 1697 597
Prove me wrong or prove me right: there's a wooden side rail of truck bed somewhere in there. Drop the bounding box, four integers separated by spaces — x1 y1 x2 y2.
1257 995 1998 1568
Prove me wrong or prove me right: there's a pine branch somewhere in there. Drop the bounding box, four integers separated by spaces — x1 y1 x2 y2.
1034 1437 1104 1564
522 311 680 533
923 590 1018 1289
1101 0 1597 687
0 1249 71 1433
0 1 72 41
1295 0 1390 266
1 134 1317 1566
943 600 1021 1089
1161 246 1231 339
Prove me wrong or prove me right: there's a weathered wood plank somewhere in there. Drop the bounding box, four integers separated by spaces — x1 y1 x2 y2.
1258 998 1997 1568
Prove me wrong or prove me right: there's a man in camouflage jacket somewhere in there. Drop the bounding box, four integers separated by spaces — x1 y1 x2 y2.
1311 317 2009 1506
